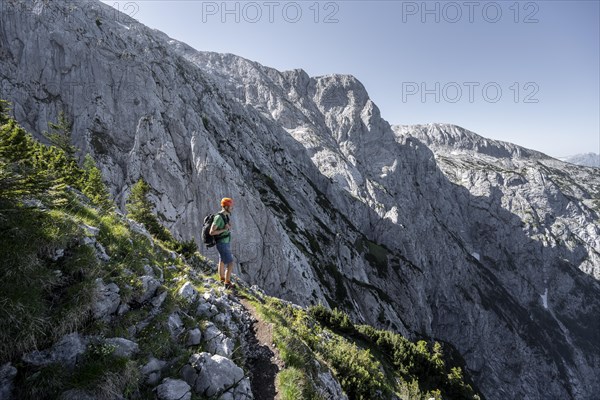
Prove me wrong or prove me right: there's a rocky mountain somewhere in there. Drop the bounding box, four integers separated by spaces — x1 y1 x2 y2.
559 153 600 168
1 1 599 399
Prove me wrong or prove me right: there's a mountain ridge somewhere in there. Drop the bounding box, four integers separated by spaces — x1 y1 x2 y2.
559 152 600 168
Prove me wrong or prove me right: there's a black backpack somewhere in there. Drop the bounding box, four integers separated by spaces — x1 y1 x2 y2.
201 212 229 248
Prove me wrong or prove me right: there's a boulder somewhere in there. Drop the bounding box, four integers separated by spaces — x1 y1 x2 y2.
143 264 155 277
196 301 218 319
167 313 185 339
178 282 199 303
134 275 160 304
127 219 153 243
156 378 191 400
104 338 139 358
186 353 246 398
0 363 17 400
202 323 234 358
22 333 88 368
91 278 121 320
186 328 202 346
117 303 130 316
151 290 168 309
317 369 348 400
141 357 167 386
222 377 253 400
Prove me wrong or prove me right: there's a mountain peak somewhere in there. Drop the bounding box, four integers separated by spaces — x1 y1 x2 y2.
393 122 546 160
559 152 600 168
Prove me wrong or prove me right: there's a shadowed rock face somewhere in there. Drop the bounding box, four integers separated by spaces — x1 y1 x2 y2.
1 1 599 399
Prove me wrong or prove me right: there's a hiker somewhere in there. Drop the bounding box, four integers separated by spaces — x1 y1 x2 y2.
210 197 235 289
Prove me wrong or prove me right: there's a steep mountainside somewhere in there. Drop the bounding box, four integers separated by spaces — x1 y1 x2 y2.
1 1 599 399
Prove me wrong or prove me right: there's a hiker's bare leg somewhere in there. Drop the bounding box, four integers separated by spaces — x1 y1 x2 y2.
225 262 234 283
218 261 225 280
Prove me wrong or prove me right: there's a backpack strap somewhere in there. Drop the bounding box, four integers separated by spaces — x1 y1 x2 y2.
220 212 230 226
215 212 230 240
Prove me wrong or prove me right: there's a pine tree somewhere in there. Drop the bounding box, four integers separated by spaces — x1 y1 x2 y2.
81 154 114 212
0 107 55 205
125 178 173 242
0 99 11 125
36 111 84 188
0 119 35 164
126 178 153 225
43 111 77 159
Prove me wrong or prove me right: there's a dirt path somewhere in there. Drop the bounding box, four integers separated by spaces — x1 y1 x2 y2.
240 298 285 400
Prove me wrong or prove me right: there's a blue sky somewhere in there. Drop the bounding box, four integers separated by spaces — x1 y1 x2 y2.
101 1 599 158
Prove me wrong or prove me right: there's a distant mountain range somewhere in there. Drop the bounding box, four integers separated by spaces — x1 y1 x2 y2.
559 153 600 168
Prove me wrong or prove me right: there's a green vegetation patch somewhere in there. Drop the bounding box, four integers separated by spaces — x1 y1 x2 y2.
355 237 389 276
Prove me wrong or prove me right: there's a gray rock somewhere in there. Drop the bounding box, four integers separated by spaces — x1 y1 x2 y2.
92 278 121 320
104 338 139 358
230 377 253 400
180 364 198 387
143 264 154 277
213 312 238 337
82 224 100 236
94 241 110 262
134 275 161 304
151 290 168 309
156 378 191 400
202 323 234 358
196 302 218 319
51 248 65 261
186 328 202 346
141 357 166 386
117 303 130 316
167 312 185 339
141 357 166 375
188 353 244 398
202 291 216 303
0 363 17 400
22 333 88 368
178 282 199 303
80 225 110 262
127 219 153 243
317 369 348 400
144 371 162 386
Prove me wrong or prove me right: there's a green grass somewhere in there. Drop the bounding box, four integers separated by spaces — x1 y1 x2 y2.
0 205 100 362
251 299 481 400
277 367 308 400
14 343 142 400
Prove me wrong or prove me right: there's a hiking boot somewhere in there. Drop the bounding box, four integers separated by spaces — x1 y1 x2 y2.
225 282 235 290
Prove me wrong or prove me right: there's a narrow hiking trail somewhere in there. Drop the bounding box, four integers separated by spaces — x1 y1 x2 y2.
240 298 285 400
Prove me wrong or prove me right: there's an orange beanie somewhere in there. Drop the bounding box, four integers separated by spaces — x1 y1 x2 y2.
221 197 233 207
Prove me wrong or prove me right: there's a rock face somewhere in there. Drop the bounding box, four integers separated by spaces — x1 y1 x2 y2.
1 1 599 399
